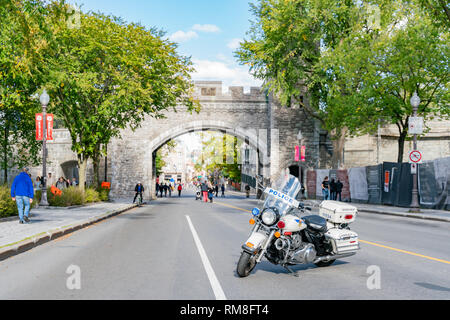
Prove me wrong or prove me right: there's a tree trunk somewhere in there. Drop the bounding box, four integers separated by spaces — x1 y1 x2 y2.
78 157 88 192
330 127 348 169
2 124 9 183
92 156 100 189
397 130 408 163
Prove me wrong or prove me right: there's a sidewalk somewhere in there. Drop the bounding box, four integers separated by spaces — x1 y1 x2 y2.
0 200 137 261
228 189 450 223
303 200 450 223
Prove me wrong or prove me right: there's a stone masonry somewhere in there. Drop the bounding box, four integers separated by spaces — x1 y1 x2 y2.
6 81 448 201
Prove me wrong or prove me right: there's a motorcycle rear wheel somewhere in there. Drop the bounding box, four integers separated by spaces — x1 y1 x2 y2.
237 252 256 277
314 259 336 267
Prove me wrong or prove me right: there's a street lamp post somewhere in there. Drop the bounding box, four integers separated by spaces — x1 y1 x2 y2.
40 90 50 206
410 92 421 212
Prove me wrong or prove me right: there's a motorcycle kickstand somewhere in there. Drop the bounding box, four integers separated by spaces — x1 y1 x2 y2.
283 265 300 277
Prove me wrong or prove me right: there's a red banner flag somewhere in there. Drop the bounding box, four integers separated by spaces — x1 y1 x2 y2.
36 114 43 141
46 114 54 141
301 146 306 162
295 146 300 162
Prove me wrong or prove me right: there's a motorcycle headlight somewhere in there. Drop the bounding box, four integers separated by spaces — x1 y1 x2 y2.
261 209 278 226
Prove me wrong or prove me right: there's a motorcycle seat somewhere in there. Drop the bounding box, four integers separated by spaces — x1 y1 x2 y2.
303 215 327 232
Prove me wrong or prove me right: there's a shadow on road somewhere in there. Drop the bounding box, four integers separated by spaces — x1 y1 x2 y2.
414 282 450 292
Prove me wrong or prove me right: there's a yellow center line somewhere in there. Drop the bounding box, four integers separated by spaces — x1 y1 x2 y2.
215 201 252 213
214 201 450 265
359 240 450 265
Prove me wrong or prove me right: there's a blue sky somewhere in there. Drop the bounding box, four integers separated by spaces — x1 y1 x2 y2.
69 0 262 92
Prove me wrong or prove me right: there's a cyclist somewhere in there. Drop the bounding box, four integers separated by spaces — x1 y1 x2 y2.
133 183 144 204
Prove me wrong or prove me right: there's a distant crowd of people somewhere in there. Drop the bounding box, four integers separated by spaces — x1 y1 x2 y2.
33 172 78 191
198 181 225 203
321 176 344 201
155 182 184 198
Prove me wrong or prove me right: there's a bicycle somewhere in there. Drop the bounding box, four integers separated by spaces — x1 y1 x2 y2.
135 193 143 207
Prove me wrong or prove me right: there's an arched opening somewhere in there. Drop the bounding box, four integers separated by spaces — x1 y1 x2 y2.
148 123 269 200
61 160 79 182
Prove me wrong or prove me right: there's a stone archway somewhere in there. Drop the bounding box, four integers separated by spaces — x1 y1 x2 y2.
144 120 270 200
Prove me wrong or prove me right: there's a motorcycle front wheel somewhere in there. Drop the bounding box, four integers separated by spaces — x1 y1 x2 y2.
237 252 257 277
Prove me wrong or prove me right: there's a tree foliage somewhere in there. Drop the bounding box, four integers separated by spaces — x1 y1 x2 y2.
196 132 242 182
38 2 199 190
237 0 449 165
0 0 51 181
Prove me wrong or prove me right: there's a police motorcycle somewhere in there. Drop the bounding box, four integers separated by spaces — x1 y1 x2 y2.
237 170 360 277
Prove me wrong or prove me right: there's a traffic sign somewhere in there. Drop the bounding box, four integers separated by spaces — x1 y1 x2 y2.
411 163 417 174
409 150 423 164
409 117 424 135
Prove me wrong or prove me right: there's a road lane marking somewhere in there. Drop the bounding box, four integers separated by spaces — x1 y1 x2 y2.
215 201 251 213
214 202 450 266
185 215 227 300
359 240 450 265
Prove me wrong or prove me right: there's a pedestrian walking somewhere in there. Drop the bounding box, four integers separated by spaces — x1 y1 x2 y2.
47 172 54 187
221 184 225 197
330 179 337 201
10 168 34 224
168 184 172 197
321 176 330 200
208 187 214 203
56 177 67 190
215 184 219 197
201 182 208 202
336 179 343 201
156 182 160 197
177 184 183 197
35 176 42 192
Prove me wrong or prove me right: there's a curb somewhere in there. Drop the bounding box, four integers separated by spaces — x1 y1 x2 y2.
303 200 450 223
357 208 450 223
0 204 138 262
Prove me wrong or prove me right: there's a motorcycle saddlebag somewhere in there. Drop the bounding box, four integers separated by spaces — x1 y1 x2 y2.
324 228 359 254
319 201 357 224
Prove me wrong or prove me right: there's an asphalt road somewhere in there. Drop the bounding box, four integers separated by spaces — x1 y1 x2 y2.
0 190 449 300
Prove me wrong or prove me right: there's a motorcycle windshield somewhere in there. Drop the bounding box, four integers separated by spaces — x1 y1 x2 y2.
263 173 302 216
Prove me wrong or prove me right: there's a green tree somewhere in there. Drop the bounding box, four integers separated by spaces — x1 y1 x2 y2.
236 0 379 168
196 132 242 182
0 0 52 182
41 5 198 190
321 1 449 162
155 140 177 177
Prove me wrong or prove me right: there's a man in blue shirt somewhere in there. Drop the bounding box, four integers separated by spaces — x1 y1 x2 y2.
11 168 34 224
133 183 144 204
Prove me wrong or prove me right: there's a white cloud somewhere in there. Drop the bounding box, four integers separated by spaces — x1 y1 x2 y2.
227 38 242 50
191 59 263 93
192 24 221 33
168 30 199 43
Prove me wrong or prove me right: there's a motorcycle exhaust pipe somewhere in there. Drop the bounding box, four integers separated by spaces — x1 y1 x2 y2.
275 238 289 250
313 252 356 263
